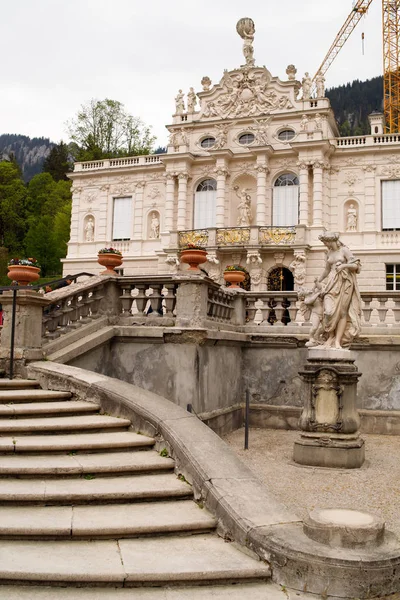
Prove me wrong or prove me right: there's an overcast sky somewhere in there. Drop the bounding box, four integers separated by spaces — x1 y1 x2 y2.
0 0 383 148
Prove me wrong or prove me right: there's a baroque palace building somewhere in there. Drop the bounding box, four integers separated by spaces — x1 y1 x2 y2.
65 18 400 293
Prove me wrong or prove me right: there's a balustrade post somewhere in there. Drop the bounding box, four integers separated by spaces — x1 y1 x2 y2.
175 278 209 328
0 290 51 376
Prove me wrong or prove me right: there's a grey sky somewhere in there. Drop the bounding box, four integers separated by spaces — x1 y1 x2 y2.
0 0 383 148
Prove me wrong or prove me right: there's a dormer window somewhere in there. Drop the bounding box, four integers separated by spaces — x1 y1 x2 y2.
201 137 216 149
238 133 255 145
278 129 295 142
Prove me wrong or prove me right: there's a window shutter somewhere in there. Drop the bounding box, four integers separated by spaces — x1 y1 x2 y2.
382 180 400 230
194 190 216 228
113 197 132 240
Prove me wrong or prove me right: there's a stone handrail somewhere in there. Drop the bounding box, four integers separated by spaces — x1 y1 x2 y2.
74 154 163 172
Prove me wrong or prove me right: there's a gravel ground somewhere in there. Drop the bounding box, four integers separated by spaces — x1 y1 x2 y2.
223 428 400 539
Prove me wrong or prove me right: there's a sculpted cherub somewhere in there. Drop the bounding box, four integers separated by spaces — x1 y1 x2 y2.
298 281 324 348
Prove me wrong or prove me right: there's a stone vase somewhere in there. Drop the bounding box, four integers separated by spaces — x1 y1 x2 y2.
180 249 208 271
7 265 40 286
97 253 123 276
223 270 245 288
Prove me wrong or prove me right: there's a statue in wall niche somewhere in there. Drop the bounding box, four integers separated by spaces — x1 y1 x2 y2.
346 204 358 232
313 232 362 349
175 89 185 115
149 212 160 239
236 188 253 226
298 284 324 347
236 17 256 66
84 217 94 242
316 74 325 98
302 72 312 99
187 88 197 113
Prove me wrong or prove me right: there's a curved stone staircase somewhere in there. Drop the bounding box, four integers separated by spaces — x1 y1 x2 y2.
0 378 277 599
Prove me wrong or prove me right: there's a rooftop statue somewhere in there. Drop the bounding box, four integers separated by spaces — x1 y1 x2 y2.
236 18 255 67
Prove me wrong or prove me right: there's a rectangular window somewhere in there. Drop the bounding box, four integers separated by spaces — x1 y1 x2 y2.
382 180 400 230
194 190 216 229
112 197 132 240
386 264 400 291
272 187 299 226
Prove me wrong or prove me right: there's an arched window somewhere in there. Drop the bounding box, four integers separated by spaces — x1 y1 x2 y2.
272 173 299 226
194 179 217 228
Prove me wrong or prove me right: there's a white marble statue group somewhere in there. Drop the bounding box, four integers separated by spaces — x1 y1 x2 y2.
299 233 362 350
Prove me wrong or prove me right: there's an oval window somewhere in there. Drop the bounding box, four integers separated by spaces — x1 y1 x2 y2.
200 137 216 149
278 129 295 142
238 133 255 145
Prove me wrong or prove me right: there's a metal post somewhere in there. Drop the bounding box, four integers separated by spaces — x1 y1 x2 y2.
244 389 250 450
9 288 17 380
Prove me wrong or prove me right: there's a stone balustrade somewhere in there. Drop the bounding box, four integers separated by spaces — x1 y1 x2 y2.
207 287 235 322
245 292 299 326
74 154 163 172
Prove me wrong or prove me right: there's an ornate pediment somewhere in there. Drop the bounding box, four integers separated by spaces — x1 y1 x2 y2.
198 66 296 121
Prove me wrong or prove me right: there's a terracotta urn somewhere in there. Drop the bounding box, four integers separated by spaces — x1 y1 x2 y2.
223 270 246 288
97 253 123 276
180 249 208 271
7 265 40 286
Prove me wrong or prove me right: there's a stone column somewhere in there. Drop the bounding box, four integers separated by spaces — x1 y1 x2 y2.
215 168 228 228
298 161 309 225
164 173 176 232
312 161 323 226
133 181 145 239
177 172 189 231
256 164 269 226
363 165 376 231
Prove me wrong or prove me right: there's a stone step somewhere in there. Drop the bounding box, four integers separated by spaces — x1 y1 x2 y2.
0 535 271 584
0 390 72 403
0 473 192 504
0 380 40 390
0 414 131 434
0 401 100 417
0 451 175 476
0 583 287 599
0 500 216 538
0 431 155 453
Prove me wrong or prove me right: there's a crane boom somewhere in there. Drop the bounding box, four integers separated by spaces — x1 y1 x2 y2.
383 0 400 132
312 0 374 82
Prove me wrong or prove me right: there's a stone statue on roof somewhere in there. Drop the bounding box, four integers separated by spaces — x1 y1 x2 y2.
236 18 255 67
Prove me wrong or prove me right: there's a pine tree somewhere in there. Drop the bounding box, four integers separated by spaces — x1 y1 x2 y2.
42 141 72 181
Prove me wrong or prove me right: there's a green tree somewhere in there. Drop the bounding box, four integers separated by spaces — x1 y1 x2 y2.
0 161 26 254
66 98 156 161
24 215 59 277
42 141 72 181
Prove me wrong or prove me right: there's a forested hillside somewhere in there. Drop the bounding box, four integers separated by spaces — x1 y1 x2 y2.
0 134 53 182
326 75 383 136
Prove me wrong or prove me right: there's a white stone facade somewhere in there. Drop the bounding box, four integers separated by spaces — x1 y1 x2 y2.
64 20 400 293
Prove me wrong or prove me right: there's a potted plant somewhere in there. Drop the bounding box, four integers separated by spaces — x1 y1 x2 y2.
223 264 247 288
180 243 208 271
97 247 123 276
7 257 41 286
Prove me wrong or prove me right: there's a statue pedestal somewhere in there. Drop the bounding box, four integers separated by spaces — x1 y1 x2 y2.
293 348 365 469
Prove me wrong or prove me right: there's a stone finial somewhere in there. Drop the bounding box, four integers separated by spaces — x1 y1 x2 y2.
201 76 212 91
236 17 255 66
286 64 297 80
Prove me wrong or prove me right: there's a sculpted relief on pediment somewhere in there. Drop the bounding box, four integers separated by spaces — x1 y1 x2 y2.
199 67 295 120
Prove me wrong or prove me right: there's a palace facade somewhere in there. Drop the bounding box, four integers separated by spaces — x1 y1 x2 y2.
64 19 400 293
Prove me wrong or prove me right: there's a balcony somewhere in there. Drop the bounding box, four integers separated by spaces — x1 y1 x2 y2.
177 226 296 249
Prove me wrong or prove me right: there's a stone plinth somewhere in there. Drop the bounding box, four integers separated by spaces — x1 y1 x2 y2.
293 348 365 468
304 508 385 549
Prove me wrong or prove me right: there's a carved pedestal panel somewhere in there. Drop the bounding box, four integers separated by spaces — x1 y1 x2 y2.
293 349 365 469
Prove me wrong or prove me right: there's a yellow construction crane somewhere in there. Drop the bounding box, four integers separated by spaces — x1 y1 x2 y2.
312 0 400 133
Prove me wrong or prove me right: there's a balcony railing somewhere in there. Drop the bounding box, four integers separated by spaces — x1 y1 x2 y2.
178 226 296 248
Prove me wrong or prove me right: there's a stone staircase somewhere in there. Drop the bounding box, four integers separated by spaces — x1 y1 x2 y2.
0 378 275 599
